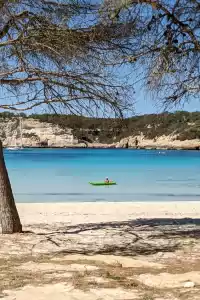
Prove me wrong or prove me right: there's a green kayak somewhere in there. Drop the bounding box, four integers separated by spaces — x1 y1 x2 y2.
89 182 117 186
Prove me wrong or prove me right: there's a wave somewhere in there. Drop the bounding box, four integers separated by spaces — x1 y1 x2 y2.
15 192 200 197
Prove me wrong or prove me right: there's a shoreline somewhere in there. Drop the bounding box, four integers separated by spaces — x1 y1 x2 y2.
4 146 200 150
14 200 200 204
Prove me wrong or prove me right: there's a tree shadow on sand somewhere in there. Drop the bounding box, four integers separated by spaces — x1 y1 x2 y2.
27 218 200 257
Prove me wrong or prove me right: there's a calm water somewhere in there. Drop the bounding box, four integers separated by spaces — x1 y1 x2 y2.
4 148 200 202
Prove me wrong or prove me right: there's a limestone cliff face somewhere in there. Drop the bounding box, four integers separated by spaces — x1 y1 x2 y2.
0 118 80 148
1 117 200 149
116 134 200 150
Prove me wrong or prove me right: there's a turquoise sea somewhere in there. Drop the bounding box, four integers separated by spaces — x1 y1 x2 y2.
4 148 200 202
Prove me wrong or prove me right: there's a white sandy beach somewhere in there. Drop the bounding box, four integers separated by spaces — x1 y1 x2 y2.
1 201 200 300
17 201 200 225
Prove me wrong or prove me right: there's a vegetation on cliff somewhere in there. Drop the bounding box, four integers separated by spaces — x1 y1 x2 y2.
1 111 200 143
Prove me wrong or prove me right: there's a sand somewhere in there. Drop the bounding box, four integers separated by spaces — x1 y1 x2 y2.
17 201 200 226
2 201 200 300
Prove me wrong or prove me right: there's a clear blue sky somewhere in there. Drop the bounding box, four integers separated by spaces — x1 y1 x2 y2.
134 91 200 115
0 88 199 116
1 0 199 117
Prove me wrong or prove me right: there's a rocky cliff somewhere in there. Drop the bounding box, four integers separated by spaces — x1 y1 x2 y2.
1 113 200 150
1 118 79 148
116 134 200 150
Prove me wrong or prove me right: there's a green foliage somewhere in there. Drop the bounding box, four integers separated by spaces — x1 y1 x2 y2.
0 111 16 119
1 111 200 142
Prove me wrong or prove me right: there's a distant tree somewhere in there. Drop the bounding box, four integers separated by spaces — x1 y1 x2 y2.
0 112 16 119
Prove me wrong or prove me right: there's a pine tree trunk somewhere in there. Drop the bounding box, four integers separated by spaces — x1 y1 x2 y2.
0 140 22 234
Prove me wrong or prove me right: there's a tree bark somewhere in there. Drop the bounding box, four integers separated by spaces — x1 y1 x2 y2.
0 140 22 233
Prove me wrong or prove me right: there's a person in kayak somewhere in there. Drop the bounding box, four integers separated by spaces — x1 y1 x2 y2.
105 177 109 183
